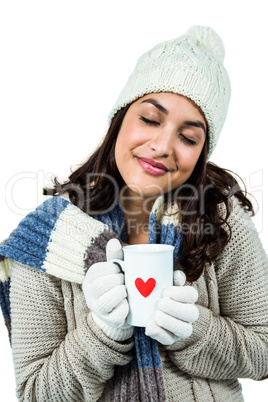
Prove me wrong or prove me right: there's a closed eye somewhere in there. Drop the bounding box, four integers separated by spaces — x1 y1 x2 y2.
179 134 197 146
140 116 160 126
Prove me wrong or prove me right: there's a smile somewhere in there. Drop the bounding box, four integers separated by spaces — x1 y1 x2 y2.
136 157 169 176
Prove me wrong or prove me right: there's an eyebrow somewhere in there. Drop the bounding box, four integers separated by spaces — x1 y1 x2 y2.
141 98 206 133
183 120 206 133
140 98 168 115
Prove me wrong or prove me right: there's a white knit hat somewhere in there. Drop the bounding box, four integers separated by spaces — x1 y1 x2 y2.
108 26 231 158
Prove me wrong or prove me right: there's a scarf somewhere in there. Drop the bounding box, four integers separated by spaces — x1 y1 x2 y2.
0 194 182 401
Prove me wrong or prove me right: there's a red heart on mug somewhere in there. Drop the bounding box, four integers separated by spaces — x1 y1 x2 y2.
135 277 156 298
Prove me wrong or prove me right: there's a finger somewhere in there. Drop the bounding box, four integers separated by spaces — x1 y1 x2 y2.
158 298 199 323
85 261 121 282
85 272 125 299
163 285 198 304
173 270 186 286
95 285 127 315
155 310 193 339
106 238 124 261
145 321 177 345
102 298 129 327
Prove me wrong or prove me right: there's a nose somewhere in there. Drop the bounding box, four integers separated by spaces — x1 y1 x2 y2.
148 129 174 158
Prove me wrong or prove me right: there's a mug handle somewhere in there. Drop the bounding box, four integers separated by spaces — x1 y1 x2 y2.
110 258 126 273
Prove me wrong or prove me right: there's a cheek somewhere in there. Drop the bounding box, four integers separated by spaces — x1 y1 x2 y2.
115 128 137 168
175 147 201 171
116 125 145 155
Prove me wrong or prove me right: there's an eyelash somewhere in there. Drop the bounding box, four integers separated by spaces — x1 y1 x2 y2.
139 116 197 146
140 116 160 126
179 135 197 146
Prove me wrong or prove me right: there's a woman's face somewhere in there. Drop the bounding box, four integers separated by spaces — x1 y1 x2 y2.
115 92 207 201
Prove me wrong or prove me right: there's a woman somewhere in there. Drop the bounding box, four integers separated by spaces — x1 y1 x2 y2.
0 26 267 401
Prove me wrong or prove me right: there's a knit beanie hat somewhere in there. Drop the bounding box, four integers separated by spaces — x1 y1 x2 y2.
108 26 231 158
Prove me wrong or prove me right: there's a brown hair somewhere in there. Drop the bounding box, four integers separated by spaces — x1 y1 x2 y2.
44 105 254 282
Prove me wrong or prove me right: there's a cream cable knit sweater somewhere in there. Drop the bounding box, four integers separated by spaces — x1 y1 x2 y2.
10 197 268 401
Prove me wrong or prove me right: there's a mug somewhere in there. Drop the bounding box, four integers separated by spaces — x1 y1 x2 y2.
112 244 174 327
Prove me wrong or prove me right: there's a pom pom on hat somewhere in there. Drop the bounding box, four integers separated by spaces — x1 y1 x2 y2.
186 25 225 62
108 26 231 158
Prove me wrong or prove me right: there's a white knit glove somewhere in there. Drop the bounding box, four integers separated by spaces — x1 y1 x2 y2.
145 270 199 345
82 239 134 341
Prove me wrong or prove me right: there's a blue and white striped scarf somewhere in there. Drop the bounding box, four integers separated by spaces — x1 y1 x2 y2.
0 194 182 401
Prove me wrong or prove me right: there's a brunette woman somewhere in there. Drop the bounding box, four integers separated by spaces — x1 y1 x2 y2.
1 26 267 401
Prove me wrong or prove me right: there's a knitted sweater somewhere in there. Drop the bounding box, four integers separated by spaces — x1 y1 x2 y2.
5 196 268 401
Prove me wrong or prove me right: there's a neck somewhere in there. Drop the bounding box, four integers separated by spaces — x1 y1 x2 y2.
120 194 157 244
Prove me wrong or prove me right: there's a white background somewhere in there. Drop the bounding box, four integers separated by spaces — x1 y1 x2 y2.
0 0 267 400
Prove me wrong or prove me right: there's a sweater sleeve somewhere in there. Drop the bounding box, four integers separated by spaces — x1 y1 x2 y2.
10 261 134 401
164 196 268 381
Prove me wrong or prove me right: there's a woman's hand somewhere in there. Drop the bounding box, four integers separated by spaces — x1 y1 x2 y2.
145 270 199 345
82 239 133 340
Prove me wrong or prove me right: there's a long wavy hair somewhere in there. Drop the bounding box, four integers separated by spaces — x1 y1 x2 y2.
44 104 254 282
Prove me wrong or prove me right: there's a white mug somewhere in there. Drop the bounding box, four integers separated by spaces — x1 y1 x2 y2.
112 244 174 327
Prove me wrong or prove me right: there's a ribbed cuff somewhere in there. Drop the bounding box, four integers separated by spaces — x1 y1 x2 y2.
92 313 134 341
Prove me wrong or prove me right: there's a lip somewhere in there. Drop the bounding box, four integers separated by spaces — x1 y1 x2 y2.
136 157 170 176
138 157 169 171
